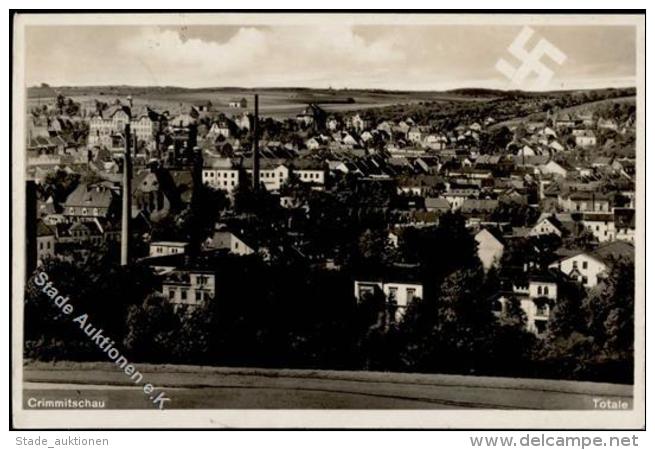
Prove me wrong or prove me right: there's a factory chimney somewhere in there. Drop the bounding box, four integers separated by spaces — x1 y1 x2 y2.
120 124 133 266
252 94 260 190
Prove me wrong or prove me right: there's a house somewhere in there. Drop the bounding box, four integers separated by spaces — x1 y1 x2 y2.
354 269 423 320
460 199 498 215
574 130 597 148
424 197 451 214
590 156 613 169
326 117 339 131
474 228 505 272
203 227 267 258
495 273 559 335
597 118 619 131
208 121 232 139
62 182 118 222
555 114 576 128
360 131 374 143
397 175 443 197
228 98 248 108
558 191 611 213
305 137 321 150
529 216 566 238
538 160 570 178
423 134 447 150
88 106 150 146
56 221 105 246
162 269 215 308
246 162 289 192
407 127 422 144
538 126 558 138
131 169 178 222
235 113 251 131
614 208 635 243
292 160 327 187
548 140 565 153
202 157 240 194
36 221 56 264
518 145 536 157
149 241 189 257
443 188 478 210
348 114 367 132
548 242 634 288
581 213 615 243
415 157 441 174
469 122 482 132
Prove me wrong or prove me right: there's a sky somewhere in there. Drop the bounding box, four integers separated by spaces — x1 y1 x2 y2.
24 24 637 91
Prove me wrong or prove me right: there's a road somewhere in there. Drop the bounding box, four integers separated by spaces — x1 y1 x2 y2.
22 362 633 410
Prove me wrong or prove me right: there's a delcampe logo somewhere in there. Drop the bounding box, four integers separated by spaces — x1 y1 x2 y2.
496 26 567 90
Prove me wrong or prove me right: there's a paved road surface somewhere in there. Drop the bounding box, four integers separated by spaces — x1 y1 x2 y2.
22 363 633 410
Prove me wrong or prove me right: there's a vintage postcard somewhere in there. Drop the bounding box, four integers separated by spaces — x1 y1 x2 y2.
11 11 645 429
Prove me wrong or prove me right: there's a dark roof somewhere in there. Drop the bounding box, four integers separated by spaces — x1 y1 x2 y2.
63 182 116 209
36 221 55 237
592 241 634 263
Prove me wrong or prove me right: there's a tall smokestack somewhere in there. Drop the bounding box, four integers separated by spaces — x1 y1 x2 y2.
252 94 260 190
121 124 132 266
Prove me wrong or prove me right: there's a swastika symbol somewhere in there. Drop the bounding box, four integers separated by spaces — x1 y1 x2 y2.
496 27 567 90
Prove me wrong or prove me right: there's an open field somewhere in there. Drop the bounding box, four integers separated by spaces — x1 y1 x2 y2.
26 86 497 119
23 361 633 410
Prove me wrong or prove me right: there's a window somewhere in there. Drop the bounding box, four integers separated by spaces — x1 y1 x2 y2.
358 285 375 298
180 290 187 301
582 261 588 269
168 289 175 299
406 288 416 302
195 291 202 302
544 286 549 295
582 276 588 285
388 287 398 301
572 261 578 269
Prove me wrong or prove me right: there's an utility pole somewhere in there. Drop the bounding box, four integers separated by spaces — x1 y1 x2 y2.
120 124 132 266
252 94 260 190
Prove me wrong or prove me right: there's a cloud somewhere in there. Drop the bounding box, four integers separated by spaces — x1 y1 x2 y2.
118 26 405 87
25 24 636 90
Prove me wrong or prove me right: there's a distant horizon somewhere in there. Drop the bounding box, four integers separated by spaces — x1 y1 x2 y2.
27 83 638 95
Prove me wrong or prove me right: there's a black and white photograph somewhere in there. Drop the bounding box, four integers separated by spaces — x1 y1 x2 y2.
10 11 645 430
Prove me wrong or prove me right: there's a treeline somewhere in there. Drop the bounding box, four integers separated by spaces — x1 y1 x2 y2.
24 215 634 384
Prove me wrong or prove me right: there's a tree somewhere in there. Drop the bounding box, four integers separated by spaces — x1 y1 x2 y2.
583 259 634 358
358 228 396 266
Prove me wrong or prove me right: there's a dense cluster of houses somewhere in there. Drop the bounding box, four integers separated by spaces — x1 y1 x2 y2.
26 94 636 337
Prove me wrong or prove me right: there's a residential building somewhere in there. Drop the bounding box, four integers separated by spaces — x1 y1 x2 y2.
62 182 118 221
475 228 505 272
162 269 216 308
149 241 189 257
